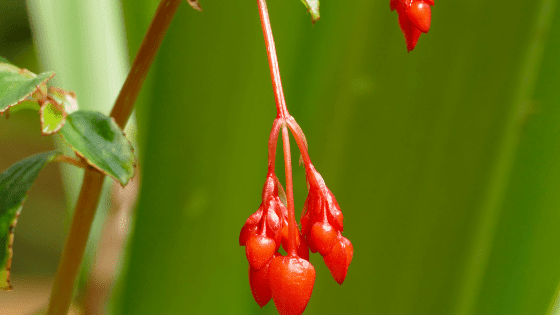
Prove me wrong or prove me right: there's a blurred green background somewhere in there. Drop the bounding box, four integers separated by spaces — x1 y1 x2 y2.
1 0 560 314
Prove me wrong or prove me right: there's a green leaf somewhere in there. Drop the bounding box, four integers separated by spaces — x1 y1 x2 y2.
0 151 61 290
185 0 202 11
300 0 320 23
48 86 79 114
0 57 10 64
2 100 40 115
40 99 67 135
59 111 136 186
0 69 55 114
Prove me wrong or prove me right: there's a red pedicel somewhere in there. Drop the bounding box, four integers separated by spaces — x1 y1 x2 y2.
269 256 316 315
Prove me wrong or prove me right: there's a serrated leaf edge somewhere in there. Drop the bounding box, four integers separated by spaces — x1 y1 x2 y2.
1 204 22 291
0 151 61 290
40 98 68 135
58 115 137 186
0 72 56 115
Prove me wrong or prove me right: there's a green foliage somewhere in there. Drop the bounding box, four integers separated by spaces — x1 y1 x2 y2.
59 111 137 186
0 62 54 114
40 100 66 135
0 151 61 290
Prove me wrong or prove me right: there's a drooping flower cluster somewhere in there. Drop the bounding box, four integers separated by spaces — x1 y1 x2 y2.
301 165 353 285
391 0 434 51
239 118 353 315
246 1 353 314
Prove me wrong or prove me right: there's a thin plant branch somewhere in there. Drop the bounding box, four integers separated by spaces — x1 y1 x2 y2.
47 0 183 314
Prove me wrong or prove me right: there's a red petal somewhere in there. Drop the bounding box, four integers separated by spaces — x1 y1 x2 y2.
326 192 344 231
266 202 281 233
245 208 263 226
239 224 257 246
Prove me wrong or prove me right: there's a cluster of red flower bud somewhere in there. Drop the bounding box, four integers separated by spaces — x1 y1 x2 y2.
390 0 434 51
239 119 353 315
301 165 353 285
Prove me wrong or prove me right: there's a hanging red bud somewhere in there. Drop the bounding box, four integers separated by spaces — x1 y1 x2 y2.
269 256 316 315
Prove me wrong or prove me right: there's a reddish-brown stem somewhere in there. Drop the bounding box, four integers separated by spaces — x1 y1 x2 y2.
257 0 289 119
286 118 320 187
110 0 183 129
47 168 105 315
47 1 182 314
281 125 298 256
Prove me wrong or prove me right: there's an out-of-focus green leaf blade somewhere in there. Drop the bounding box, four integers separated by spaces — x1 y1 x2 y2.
0 69 54 114
0 151 61 290
40 100 67 135
470 1 560 314
117 1 560 315
0 57 10 64
59 111 136 186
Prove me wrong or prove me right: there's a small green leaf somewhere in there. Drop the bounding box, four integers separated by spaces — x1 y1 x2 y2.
59 111 136 186
0 69 55 114
0 151 61 290
48 86 79 114
0 57 10 64
2 100 40 116
185 0 202 11
300 0 320 23
40 100 67 135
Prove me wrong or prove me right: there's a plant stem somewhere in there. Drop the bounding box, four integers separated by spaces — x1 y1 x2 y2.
110 0 183 129
282 125 298 256
257 0 289 119
47 168 104 315
267 119 281 173
47 0 182 314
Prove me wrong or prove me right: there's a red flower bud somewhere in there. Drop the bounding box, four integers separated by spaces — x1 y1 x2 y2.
308 221 338 256
408 0 431 33
269 256 316 315
239 224 257 246
325 192 344 231
246 235 276 271
324 235 354 285
249 252 280 307
392 0 434 51
297 237 310 261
